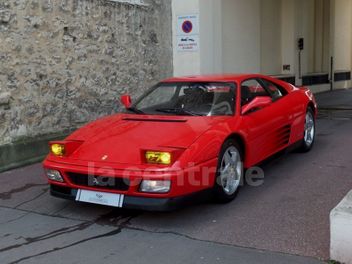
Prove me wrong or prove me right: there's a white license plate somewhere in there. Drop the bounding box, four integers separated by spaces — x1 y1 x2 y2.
76 189 124 208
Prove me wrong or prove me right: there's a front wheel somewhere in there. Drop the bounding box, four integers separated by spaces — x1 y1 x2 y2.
299 108 316 152
213 139 243 203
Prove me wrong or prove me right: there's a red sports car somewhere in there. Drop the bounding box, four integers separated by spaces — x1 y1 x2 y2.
43 74 317 211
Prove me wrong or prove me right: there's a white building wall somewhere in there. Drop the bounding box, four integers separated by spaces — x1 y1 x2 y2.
314 0 331 72
221 0 261 73
300 0 316 74
199 0 223 74
333 0 352 89
172 0 352 92
314 0 324 72
172 0 201 76
260 0 282 74
334 0 352 71
281 0 296 76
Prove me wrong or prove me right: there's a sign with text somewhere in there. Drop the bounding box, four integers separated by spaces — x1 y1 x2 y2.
176 35 199 52
176 14 199 52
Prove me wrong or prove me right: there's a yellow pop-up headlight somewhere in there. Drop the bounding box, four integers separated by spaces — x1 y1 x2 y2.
51 144 65 157
145 151 172 165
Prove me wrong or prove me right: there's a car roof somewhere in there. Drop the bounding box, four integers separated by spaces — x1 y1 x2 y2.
162 74 266 83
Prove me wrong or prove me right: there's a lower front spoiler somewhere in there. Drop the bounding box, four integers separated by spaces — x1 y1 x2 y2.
50 185 213 212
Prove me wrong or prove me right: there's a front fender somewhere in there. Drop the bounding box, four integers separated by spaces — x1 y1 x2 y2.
178 117 245 168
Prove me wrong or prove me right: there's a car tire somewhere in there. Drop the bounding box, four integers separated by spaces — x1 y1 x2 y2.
299 108 316 153
213 139 244 203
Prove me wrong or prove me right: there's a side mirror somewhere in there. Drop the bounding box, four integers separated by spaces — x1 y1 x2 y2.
120 95 132 109
241 96 272 115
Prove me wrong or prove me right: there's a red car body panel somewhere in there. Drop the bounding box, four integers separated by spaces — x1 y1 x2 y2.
43 74 317 208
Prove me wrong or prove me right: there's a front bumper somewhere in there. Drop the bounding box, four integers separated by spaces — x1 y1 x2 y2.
50 184 212 212
43 158 217 195
44 158 217 211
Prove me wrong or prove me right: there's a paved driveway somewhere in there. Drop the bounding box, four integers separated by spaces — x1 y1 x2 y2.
1 117 352 264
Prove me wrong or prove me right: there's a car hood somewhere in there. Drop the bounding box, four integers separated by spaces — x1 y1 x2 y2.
65 114 228 165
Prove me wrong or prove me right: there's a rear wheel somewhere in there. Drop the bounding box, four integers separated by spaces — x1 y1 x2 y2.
299 108 316 152
213 139 243 203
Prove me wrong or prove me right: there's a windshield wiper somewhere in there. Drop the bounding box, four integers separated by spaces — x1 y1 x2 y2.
156 108 202 116
127 107 145 115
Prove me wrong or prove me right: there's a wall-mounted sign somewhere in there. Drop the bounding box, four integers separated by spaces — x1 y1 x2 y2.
176 35 199 52
182 20 193 34
176 14 199 52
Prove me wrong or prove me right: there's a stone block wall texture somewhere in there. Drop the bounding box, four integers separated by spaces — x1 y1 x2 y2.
0 0 173 146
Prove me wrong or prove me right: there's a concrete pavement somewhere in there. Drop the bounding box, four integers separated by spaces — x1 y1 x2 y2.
3 117 352 263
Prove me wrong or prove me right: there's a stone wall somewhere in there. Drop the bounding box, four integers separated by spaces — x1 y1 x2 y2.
0 0 173 146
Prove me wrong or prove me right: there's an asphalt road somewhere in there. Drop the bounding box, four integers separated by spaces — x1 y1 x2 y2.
316 88 352 109
1 117 352 264
316 88 352 119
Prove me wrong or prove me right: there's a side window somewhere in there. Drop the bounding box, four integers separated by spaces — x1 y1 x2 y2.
241 79 270 106
260 79 287 100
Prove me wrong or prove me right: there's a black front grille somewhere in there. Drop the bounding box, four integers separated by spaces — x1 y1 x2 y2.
67 173 130 191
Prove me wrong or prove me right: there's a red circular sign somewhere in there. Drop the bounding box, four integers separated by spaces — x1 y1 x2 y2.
182 20 193 34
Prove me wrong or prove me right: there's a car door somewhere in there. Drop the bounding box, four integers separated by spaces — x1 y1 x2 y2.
259 77 303 143
240 78 291 166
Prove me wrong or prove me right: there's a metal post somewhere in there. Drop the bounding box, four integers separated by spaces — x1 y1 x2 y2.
330 56 334 91
298 50 302 80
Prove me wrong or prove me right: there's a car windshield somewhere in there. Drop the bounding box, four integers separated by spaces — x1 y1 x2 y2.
130 82 236 116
